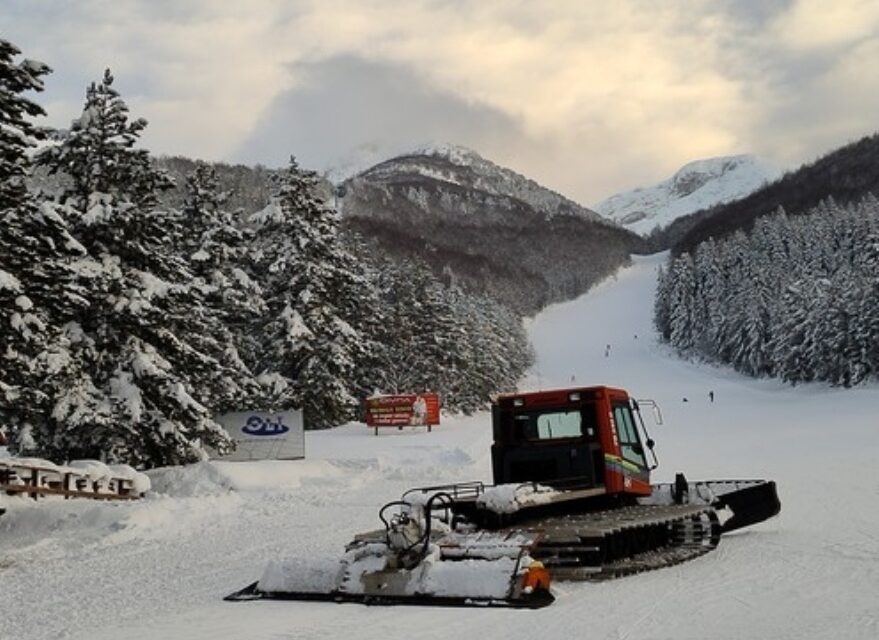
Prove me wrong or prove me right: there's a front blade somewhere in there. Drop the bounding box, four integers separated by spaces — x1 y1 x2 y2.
225 531 553 609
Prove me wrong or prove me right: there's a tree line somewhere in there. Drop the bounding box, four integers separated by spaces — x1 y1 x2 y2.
0 40 531 467
655 195 879 386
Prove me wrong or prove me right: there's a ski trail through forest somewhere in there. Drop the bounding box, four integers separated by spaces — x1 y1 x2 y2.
2 253 878 640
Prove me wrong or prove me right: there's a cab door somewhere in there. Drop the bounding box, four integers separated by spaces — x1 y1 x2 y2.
609 402 651 494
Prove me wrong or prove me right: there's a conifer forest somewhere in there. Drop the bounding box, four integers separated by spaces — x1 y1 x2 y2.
0 40 531 467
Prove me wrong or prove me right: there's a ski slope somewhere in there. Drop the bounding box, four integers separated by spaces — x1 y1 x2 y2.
3 253 879 640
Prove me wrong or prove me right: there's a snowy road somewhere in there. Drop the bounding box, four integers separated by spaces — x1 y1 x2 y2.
3 253 878 639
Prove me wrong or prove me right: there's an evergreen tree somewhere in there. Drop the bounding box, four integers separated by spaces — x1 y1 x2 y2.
178 162 263 412
653 264 672 341
856 231 879 377
363 256 531 413
30 70 233 466
657 194 879 388
367 259 465 401
0 40 87 451
0 40 51 210
449 291 532 411
250 157 372 428
37 69 173 214
667 253 696 352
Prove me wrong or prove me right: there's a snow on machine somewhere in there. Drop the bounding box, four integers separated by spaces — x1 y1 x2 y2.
226 386 780 608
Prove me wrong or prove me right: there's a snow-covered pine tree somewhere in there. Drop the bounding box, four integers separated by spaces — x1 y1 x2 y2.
448 290 532 412
667 253 696 353
37 69 173 215
772 278 819 384
692 238 722 357
653 264 672 341
31 70 234 466
249 157 372 428
0 41 89 450
363 256 530 413
855 227 879 379
367 258 460 399
0 40 50 211
178 162 264 413
657 195 879 387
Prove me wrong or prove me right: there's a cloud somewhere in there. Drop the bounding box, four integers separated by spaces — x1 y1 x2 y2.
769 0 879 51
232 56 526 172
3 0 879 202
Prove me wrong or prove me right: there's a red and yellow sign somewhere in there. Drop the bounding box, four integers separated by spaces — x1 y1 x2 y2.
365 393 441 427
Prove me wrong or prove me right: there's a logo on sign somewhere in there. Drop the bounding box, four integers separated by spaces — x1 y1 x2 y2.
241 415 289 436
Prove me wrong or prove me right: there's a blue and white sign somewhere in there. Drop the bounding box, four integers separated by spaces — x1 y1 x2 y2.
213 410 304 461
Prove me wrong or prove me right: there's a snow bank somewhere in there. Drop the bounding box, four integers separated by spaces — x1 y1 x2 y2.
67 459 112 480
147 459 342 497
109 464 152 495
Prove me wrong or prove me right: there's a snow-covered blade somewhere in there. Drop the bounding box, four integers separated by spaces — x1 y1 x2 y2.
225 529 553 608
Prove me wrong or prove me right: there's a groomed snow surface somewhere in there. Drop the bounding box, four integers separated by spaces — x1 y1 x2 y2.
3 253 878 639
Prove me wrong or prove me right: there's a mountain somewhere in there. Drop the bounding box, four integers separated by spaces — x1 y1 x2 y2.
342 143 603 221
594 154 782 236
338 145 644 314
671 132 879 256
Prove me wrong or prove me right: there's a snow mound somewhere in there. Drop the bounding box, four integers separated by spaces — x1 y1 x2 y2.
147 460 342 497
109 464 152 494
67 459 112 480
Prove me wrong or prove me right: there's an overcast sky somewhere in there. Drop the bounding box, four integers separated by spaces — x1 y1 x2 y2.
4 0 879 203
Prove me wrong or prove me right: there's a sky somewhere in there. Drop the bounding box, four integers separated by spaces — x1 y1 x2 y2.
4 0 879 204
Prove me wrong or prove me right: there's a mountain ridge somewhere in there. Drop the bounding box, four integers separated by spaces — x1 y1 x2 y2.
338 145 644 314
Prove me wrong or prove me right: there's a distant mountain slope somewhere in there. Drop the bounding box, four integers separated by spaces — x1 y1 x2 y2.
594 155 781 235
350 144 603 221
339 145 644 314
669 133 879 255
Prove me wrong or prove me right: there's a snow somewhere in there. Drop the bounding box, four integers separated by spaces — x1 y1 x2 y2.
594 155 783 235
476 483 560 514
67 459 113 480
0 268 22 292
258 543 528 600
108 464 152 495
137 271 174 299
283 305 313 339
109 370 144 422
3 254 879 639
